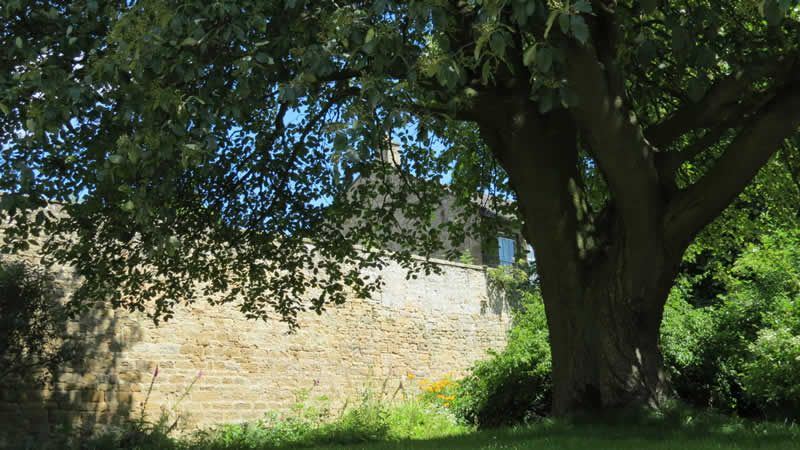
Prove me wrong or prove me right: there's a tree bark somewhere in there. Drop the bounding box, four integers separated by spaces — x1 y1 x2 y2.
541 235 679 415
475 95 682 416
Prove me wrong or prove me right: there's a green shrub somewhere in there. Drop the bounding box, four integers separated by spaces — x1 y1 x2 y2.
385 401 469 440
741 327 800 418
661 228 800 419
453 264 551 428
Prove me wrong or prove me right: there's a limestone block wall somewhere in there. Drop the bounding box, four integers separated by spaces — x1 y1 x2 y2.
0 255 510 447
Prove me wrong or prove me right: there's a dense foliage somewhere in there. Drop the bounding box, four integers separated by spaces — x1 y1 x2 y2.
1 0 798 320
665 228 800 420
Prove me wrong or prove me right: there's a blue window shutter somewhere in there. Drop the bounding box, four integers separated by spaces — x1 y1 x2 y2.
498 237 515 266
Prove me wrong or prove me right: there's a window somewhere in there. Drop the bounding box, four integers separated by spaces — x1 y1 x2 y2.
498 236 515 266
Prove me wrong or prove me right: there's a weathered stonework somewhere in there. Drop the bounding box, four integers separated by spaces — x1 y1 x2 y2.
0 254 510 447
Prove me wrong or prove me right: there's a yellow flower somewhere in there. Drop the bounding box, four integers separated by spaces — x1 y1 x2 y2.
406 373 416 380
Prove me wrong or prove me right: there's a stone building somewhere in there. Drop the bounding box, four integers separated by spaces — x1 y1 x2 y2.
346 142 535 267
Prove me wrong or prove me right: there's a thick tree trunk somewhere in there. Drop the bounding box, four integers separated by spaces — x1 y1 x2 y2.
540 240 678 415
475 100 684 416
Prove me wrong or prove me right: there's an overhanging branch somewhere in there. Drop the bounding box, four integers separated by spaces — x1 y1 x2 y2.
664 83 800 245
646 52 800 150
645 76 752 149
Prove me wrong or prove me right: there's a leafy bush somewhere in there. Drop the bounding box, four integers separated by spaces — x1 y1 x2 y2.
453 264 551 428
741 328 800 418
662 228 800 419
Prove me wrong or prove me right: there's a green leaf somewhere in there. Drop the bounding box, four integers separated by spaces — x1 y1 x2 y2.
523 45 538 67
489 32 506 57
255 52 273 64
481 61 492 84
559 14 570 34
127 147 141 164
536 47 553 73
570 16 590 44
121 200 135 212
538 90 555 113
333 133 348 151
15 37 23 48
365 27 376 44
278 85 296 103
559 86 579 108
544 11 559 38
109 154 124 165
167 235 181 251
0 103 9 115
573 0 593 13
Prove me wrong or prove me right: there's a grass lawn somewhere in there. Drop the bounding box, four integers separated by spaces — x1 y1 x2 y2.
77 403 800 450
295 422 800 450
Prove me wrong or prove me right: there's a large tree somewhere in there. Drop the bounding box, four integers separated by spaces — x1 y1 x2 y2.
2 0 800 415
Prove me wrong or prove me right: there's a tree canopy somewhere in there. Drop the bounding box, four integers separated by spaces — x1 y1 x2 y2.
2 0 800 320
3 0 800 412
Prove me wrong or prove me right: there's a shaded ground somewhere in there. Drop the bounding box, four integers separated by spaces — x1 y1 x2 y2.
294 422 800 450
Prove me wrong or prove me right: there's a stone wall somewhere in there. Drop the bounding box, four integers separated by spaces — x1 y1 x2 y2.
0 255 510 447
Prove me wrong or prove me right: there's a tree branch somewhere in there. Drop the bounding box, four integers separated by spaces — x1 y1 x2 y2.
562 40 662 234
664 83 800 245
646 52 800 150
654 125 729 184
645 76 753 149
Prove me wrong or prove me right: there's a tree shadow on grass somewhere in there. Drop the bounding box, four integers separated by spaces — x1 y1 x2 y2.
303 419 800 450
